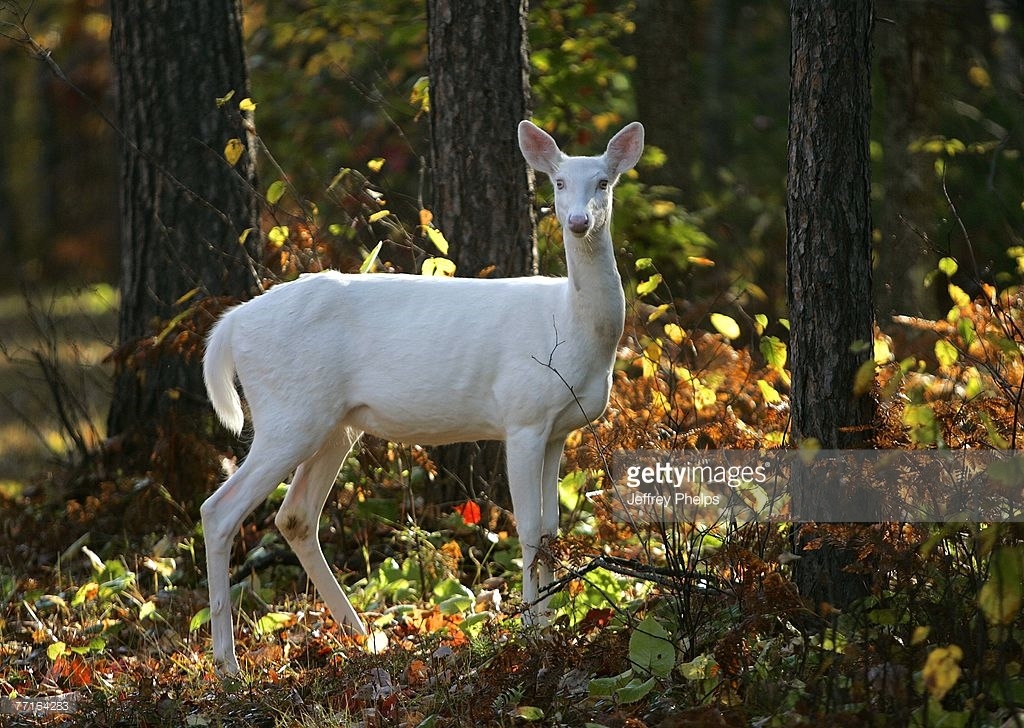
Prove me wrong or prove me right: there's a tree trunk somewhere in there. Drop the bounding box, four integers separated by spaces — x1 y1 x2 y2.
626 0 699 200
425 0 536 509
0 49 16 286
107 0 260 495
874 0 942 318
787 0 875 609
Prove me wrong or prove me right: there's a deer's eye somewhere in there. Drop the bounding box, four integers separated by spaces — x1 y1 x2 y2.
598 179 609 190
555 179 565 190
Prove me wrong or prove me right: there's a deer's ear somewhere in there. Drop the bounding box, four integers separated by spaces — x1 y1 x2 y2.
604 122 645 177
518 121 563 177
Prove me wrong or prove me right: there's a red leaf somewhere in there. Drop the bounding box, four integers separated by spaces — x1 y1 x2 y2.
454 500 481 525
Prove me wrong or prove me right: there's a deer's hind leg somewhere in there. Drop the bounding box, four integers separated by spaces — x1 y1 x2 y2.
275 425 367 635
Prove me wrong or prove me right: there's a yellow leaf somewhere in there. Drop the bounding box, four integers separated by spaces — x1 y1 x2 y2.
367 157 385 173
421 257 456 277
853 358 876 396
636 274 662 297
709 313 741 340
991 12 1011 33
426 226 449 255
640 339 662 379
663 323 685 345
873 337 893 364
646 304 670 323
650 389 669 415
934 339 958 368
224 138 244 167
911 626 930 645
368 209 391 223
757 379 782 405
968 65 991 89
693 385 717 411
268 225 289 248
947 283 970 308
239 97 257 112
922 645 962 700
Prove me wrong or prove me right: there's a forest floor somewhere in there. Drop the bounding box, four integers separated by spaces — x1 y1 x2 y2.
0 285 117 489
1 285 1024 726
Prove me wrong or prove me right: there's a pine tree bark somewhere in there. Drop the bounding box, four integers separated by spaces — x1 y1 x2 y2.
425 0 536 508
787 0 875 609
107 0 260 487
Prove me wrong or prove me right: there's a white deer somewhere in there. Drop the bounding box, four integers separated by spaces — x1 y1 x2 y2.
200 120 644 674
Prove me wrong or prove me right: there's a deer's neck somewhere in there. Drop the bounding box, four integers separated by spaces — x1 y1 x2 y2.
563 224 626 350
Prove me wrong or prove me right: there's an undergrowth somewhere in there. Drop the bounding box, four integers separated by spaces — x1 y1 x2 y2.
4 259 1024 726
4 101 1024 726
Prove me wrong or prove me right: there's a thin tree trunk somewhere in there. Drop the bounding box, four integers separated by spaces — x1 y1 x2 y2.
426 0 536 508
107 0 260 494
0 49 17 286
874 0 942 318
787 0 875 609
626 0 698 199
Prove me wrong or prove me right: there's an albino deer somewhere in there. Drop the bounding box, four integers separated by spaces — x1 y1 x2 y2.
201 120 644 674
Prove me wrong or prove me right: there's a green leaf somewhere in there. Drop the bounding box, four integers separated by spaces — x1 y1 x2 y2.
47 641 68 661
903 403 943 446
512 706 544 721
615 676 656 704
853 357 877 396
266 179 287 205
938 257 958 277
678 653 717 681
759 335 787 369
72 582 97 607
629 614 674 677
360 241 383 273
979 547 1024 626
588 669 634 697
189 607 211 632
139 600 157 621
710 313 740 340
255 611 294 637
215 90 235 108
753 313 768 334
991 12 1012 33
634 257 653 271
